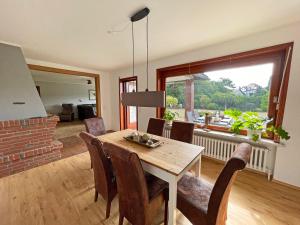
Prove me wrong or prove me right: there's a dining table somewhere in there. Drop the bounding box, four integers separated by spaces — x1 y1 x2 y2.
98 129 204 225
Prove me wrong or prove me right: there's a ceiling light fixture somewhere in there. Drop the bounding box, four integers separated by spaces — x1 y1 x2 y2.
121 7 166 108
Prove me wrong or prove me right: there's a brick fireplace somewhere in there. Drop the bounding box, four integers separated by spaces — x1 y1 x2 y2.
0 116 63 177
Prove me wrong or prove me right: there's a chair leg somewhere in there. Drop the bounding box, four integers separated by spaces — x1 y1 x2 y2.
91 161 93 169
94 190 98 202
164 199 168 225
119 214 124 225
106 200 112 219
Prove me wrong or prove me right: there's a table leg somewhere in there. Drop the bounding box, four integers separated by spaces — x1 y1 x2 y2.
141 161 187 225
195 155 201 177
168 176 177 225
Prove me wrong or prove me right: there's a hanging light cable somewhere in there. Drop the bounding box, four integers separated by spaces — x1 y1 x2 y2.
146 15 149 91
132 21 135 78
131 21 136 92
121 7 165 108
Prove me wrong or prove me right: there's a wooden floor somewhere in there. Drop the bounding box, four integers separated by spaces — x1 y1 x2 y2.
54 120 86 140
0 152 300 225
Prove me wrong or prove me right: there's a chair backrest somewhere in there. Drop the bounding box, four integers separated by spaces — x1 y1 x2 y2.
103 142 149 223
207 143 252 225
147 118 165 136
170 120 194 143
84 117 106 136
79 132 112 199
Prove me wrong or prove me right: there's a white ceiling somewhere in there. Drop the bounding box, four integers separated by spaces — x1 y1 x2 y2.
1 0 300 71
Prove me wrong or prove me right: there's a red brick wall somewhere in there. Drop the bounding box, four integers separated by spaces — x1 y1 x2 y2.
0 116 63 177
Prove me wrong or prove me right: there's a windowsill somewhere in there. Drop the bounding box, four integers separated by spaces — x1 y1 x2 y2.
164 124 281 149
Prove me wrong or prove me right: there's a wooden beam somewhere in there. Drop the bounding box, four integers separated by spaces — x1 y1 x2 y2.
28 64 99 78
95 76 101 117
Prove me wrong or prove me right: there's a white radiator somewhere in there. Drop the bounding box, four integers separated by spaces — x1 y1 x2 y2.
163 128 274 180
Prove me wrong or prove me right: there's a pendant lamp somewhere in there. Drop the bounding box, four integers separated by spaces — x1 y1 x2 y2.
121 7 166 107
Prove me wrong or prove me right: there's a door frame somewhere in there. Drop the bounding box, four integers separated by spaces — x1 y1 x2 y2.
119 76 138 130
27 64 101 117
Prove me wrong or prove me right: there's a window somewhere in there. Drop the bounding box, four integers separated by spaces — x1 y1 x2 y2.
157 43 293 139
166 63 273 126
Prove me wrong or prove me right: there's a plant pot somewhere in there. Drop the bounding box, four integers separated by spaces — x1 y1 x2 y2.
279 139 287 146
166 120 173 126
247 129 262 141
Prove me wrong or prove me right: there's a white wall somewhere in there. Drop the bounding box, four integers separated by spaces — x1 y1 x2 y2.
111 21 300 187
33 80 96 119
0 43 47 120
98 70 113 131
26 59 113 130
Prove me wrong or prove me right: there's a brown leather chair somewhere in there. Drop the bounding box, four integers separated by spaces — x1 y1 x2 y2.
147 118 165 136
59 103 74 122
84 117 106 136
103 142 169 225
170 121 194 144
177 143 252 225
79 131 94 169
79 132 117 219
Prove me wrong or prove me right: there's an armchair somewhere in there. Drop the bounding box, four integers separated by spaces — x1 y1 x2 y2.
59 104 74 122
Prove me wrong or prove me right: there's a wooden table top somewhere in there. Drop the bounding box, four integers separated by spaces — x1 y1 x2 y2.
98 129 204 176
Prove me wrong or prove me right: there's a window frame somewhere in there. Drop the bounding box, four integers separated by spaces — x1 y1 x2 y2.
156 43 293 140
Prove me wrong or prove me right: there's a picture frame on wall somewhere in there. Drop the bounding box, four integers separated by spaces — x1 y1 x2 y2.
89 89 96 100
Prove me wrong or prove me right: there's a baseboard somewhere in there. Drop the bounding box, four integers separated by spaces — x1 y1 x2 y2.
272 179 300 191
202 155 269 177
203 156 300 189
107 130 115 133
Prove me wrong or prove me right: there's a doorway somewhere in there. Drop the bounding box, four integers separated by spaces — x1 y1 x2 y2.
119 76 138 130
28 64 101 117
28 64 101 159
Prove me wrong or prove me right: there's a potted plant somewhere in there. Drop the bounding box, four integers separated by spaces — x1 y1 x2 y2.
204 112 212 129
225 109 291 142
225 109 264 141
242 112 264 141
267 125 291 143
224 109 244 135
163 110 178 125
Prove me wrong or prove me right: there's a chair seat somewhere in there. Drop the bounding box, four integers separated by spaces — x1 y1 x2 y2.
177 173 213 225
177 144 252 225
145 173 168 200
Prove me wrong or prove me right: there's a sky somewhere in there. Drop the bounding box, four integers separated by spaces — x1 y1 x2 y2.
204 63 274 88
